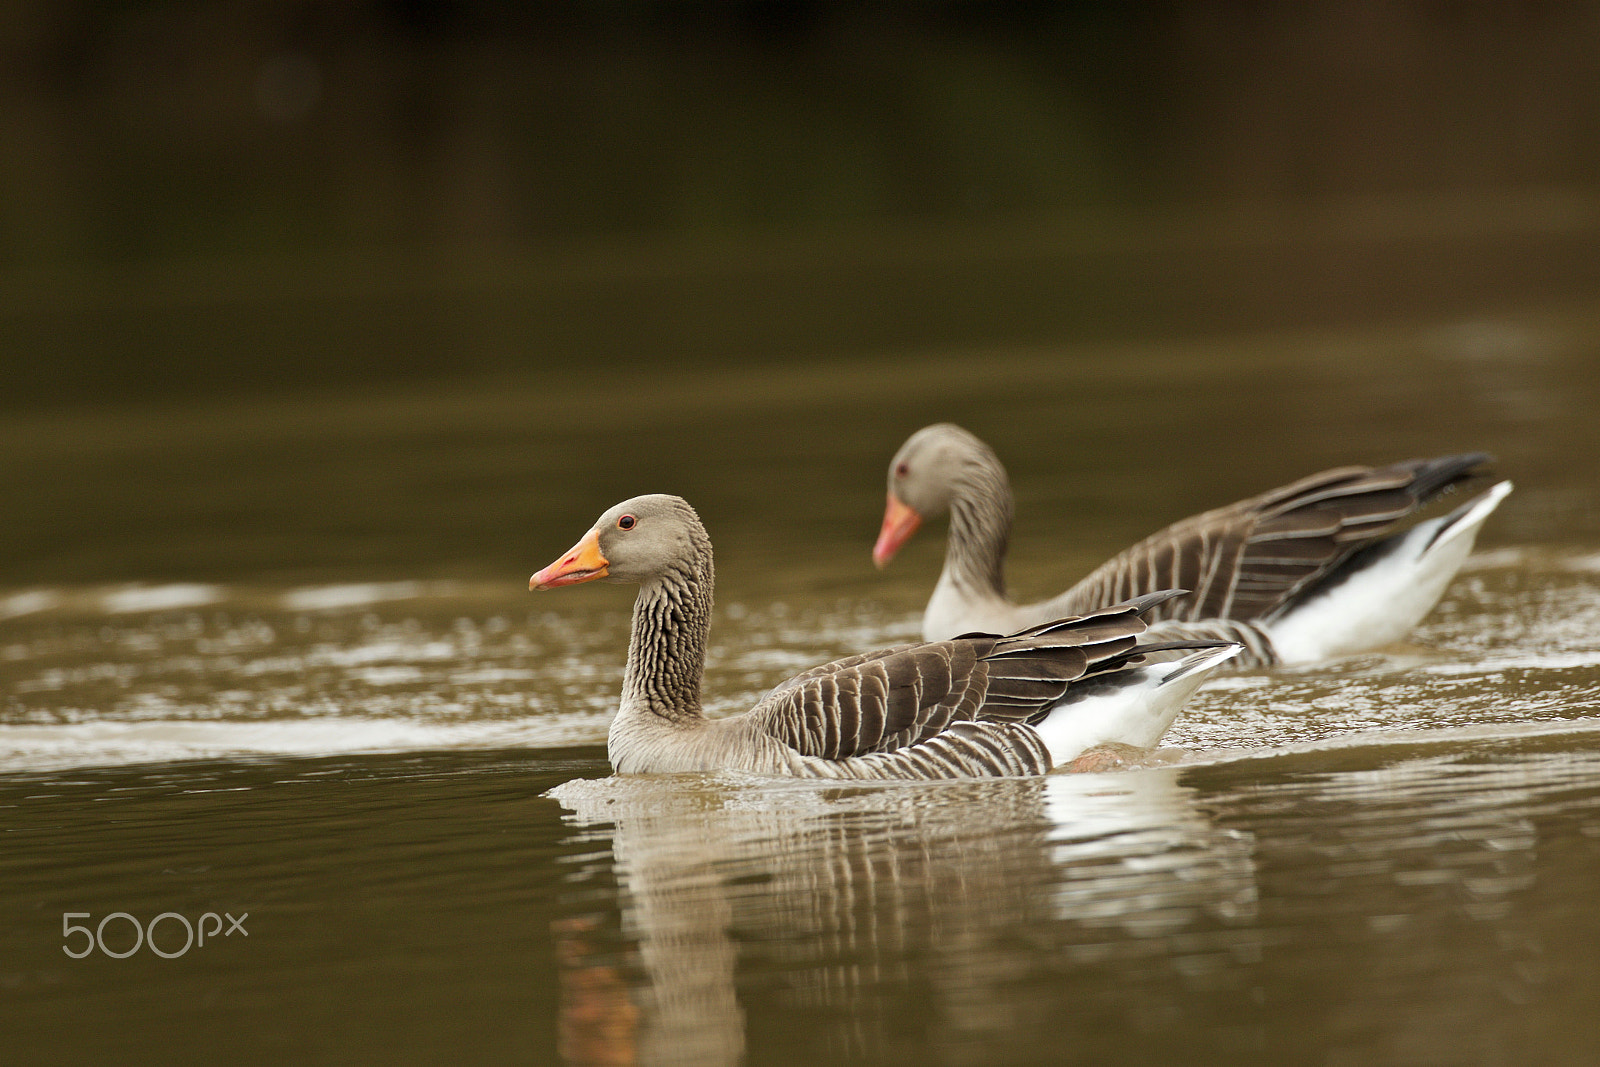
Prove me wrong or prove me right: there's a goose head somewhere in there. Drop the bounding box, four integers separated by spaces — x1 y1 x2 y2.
531 494 707 590
873 423 999 568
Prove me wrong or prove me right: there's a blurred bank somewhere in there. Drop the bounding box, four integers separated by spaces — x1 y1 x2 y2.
2 2 1600 409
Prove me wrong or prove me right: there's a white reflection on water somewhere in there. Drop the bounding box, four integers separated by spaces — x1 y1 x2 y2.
0 589 61 619
99 583 224 614
0 716 603 770
549 766 1258 1067
1043 771 1258 936
280 581 448 611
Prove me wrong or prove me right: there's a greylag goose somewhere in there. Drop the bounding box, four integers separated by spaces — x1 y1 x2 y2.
874 424 1512 667
531 494 1240 779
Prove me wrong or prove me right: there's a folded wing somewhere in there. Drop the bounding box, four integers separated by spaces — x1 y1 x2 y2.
1053 455 1491 624
745 591 1183 761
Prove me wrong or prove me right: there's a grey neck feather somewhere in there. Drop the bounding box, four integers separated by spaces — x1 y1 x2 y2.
944 452 1012 601
620 539 715 724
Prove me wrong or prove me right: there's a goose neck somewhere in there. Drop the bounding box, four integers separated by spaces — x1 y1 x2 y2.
620 552 714 723
944 463 1012 599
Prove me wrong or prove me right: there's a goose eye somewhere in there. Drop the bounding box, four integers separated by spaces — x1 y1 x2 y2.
895 462 910 478
617 514 636 530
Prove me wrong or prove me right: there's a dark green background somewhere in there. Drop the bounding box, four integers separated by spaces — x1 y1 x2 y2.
5 2 1600 409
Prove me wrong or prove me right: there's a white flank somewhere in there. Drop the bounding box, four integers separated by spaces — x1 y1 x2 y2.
1268 480 1513 664
1033 643 1241 765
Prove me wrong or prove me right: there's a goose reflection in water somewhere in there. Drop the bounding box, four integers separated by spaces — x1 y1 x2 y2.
548 766 1258 1067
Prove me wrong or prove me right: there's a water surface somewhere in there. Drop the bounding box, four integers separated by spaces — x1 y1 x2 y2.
3 306 1600 1064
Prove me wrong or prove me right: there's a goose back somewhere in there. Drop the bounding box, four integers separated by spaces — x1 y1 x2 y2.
1048 454 1491 625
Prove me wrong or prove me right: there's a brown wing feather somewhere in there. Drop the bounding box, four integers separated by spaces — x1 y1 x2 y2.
745 596 1169 761
813 721 1054 779
1054 454 1490 624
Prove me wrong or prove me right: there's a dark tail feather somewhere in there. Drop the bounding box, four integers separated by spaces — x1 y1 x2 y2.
1396 452 1493 505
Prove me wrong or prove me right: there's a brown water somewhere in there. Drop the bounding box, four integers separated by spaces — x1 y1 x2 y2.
4 301 1600 1064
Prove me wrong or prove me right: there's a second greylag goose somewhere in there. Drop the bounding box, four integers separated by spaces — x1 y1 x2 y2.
874 424 1513 667
532 494 1240 779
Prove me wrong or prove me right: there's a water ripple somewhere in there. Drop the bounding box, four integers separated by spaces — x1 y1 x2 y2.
1 552 1597 774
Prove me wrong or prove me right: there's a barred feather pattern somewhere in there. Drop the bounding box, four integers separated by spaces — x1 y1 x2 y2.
895 425 1491 661
1140 618 1278 671
619 527 716 722
582 495 1222 780
792 721 1052 779
745 598 1160 768
1053 455 1489 629
944 448 1014 603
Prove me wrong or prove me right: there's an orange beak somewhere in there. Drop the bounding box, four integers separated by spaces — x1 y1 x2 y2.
530 528 609 590
872 492 923 569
